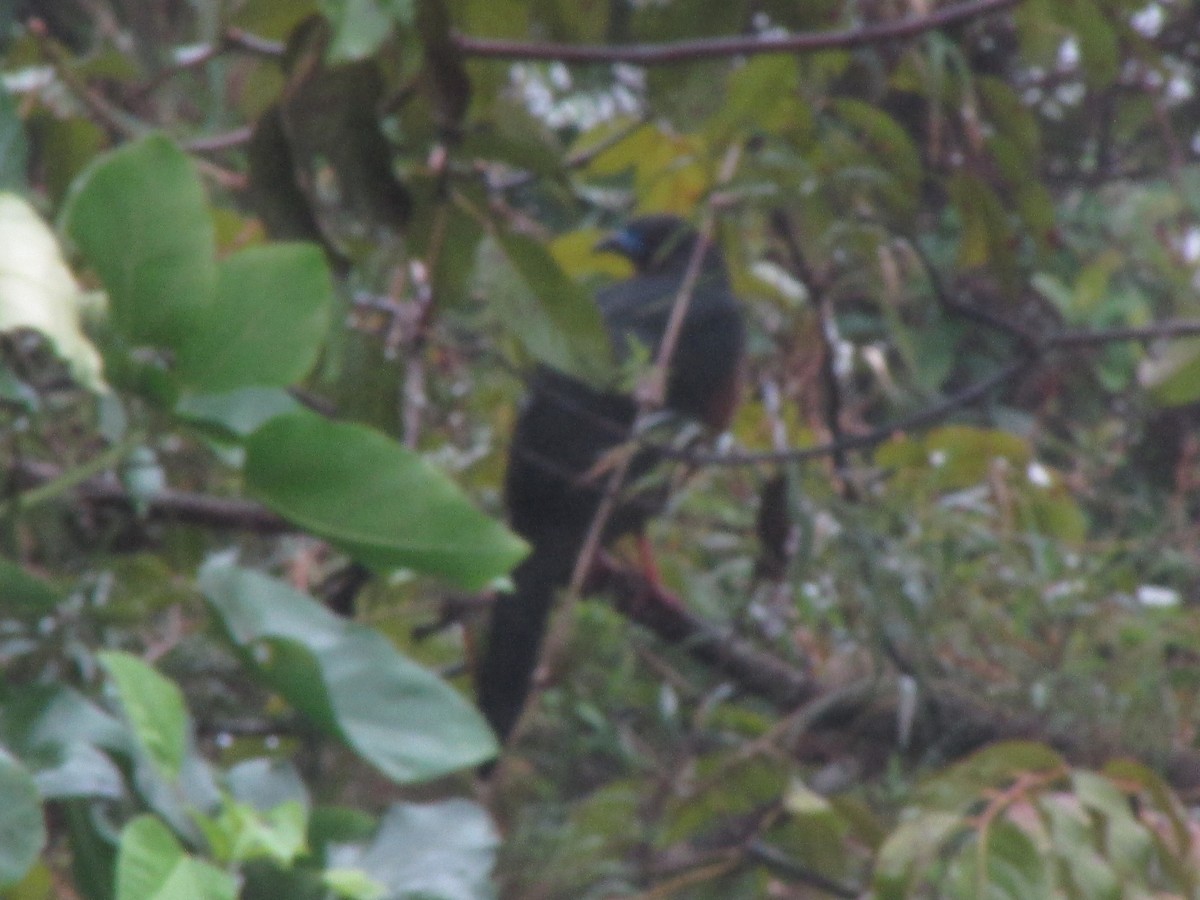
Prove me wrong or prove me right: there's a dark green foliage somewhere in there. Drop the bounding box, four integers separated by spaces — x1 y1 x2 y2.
5 0 1200 896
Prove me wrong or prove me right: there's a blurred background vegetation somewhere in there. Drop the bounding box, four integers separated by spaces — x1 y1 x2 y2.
5 0 1200 896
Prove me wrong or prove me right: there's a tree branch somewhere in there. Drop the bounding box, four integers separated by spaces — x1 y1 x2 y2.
672 315 1200 468
452 0 1024 64
674 357 1030 466
592 555 1200 795
8 460 290 533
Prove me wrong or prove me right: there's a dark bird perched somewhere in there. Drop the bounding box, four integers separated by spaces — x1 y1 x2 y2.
476 215 746 745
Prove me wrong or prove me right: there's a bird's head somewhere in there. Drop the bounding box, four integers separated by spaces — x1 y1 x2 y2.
596 214 711 275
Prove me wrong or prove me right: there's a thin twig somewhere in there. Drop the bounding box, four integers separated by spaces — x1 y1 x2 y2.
28 18 147 138
910 240 1041 352
183 126 254 153
7 459 290 533
769 210 858 496
673 357 1030 466
452 0 1023 64
2 437 143 519
1050 320 1200 346
669 315 1200 468
488 115 650 192
743 841 860 898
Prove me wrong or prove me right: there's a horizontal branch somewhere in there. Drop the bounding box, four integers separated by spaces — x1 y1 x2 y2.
9 459 290 534
1050 319 1200 346
452 0 1023 64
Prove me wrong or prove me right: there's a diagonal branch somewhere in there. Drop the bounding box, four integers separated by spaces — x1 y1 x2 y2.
671 316 1200 468
594 556 1200 795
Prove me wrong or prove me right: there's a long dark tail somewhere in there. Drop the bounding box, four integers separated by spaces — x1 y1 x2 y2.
476 532 580 744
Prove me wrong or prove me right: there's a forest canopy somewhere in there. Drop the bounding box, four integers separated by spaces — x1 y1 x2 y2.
4 0 1200 897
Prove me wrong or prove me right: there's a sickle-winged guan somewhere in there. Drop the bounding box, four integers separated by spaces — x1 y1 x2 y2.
476 214 745 744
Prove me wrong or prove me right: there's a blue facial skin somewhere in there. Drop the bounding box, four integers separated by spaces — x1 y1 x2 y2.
610 228 646 258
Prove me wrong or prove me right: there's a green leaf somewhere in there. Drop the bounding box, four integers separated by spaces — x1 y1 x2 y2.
224 758 309 813
0 748 45 889
1140 338 1200 407
0 684 130 756
323 867 387 900
115 815 237 900
948 171 1012 273
575 118 653 177
0 193 105 390
194 796 308 866
310 805 378 858
832 99 922 197
877 426 1032 493
174 243 332 392
0 559 60 614
174 387 302 439
244 410 527 589
1062 0 1118 86
199 562 498 781
319 0 414 61
357 800 498 900
975 820 1048 898
31 742 125 800
97 651 188 781
873 811 963 899
707 56 804 140
272 44 411 236
487 229 614 385
1042 795 1122 900
1070 771 1153 877
0 84 28 192
61 134 216 349
917 741 1066 812
459 107 565 180
30 115 106 207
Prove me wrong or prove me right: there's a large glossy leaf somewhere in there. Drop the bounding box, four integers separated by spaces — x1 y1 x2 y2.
0 748 44 889
174 387 302 439
200 562 498 781
61 134 216 349
115 816 237 900
244 410 526 589
0 193 104 390
0 684 131 757
98 651 187 781
356 800 498 900
174 243 332 393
